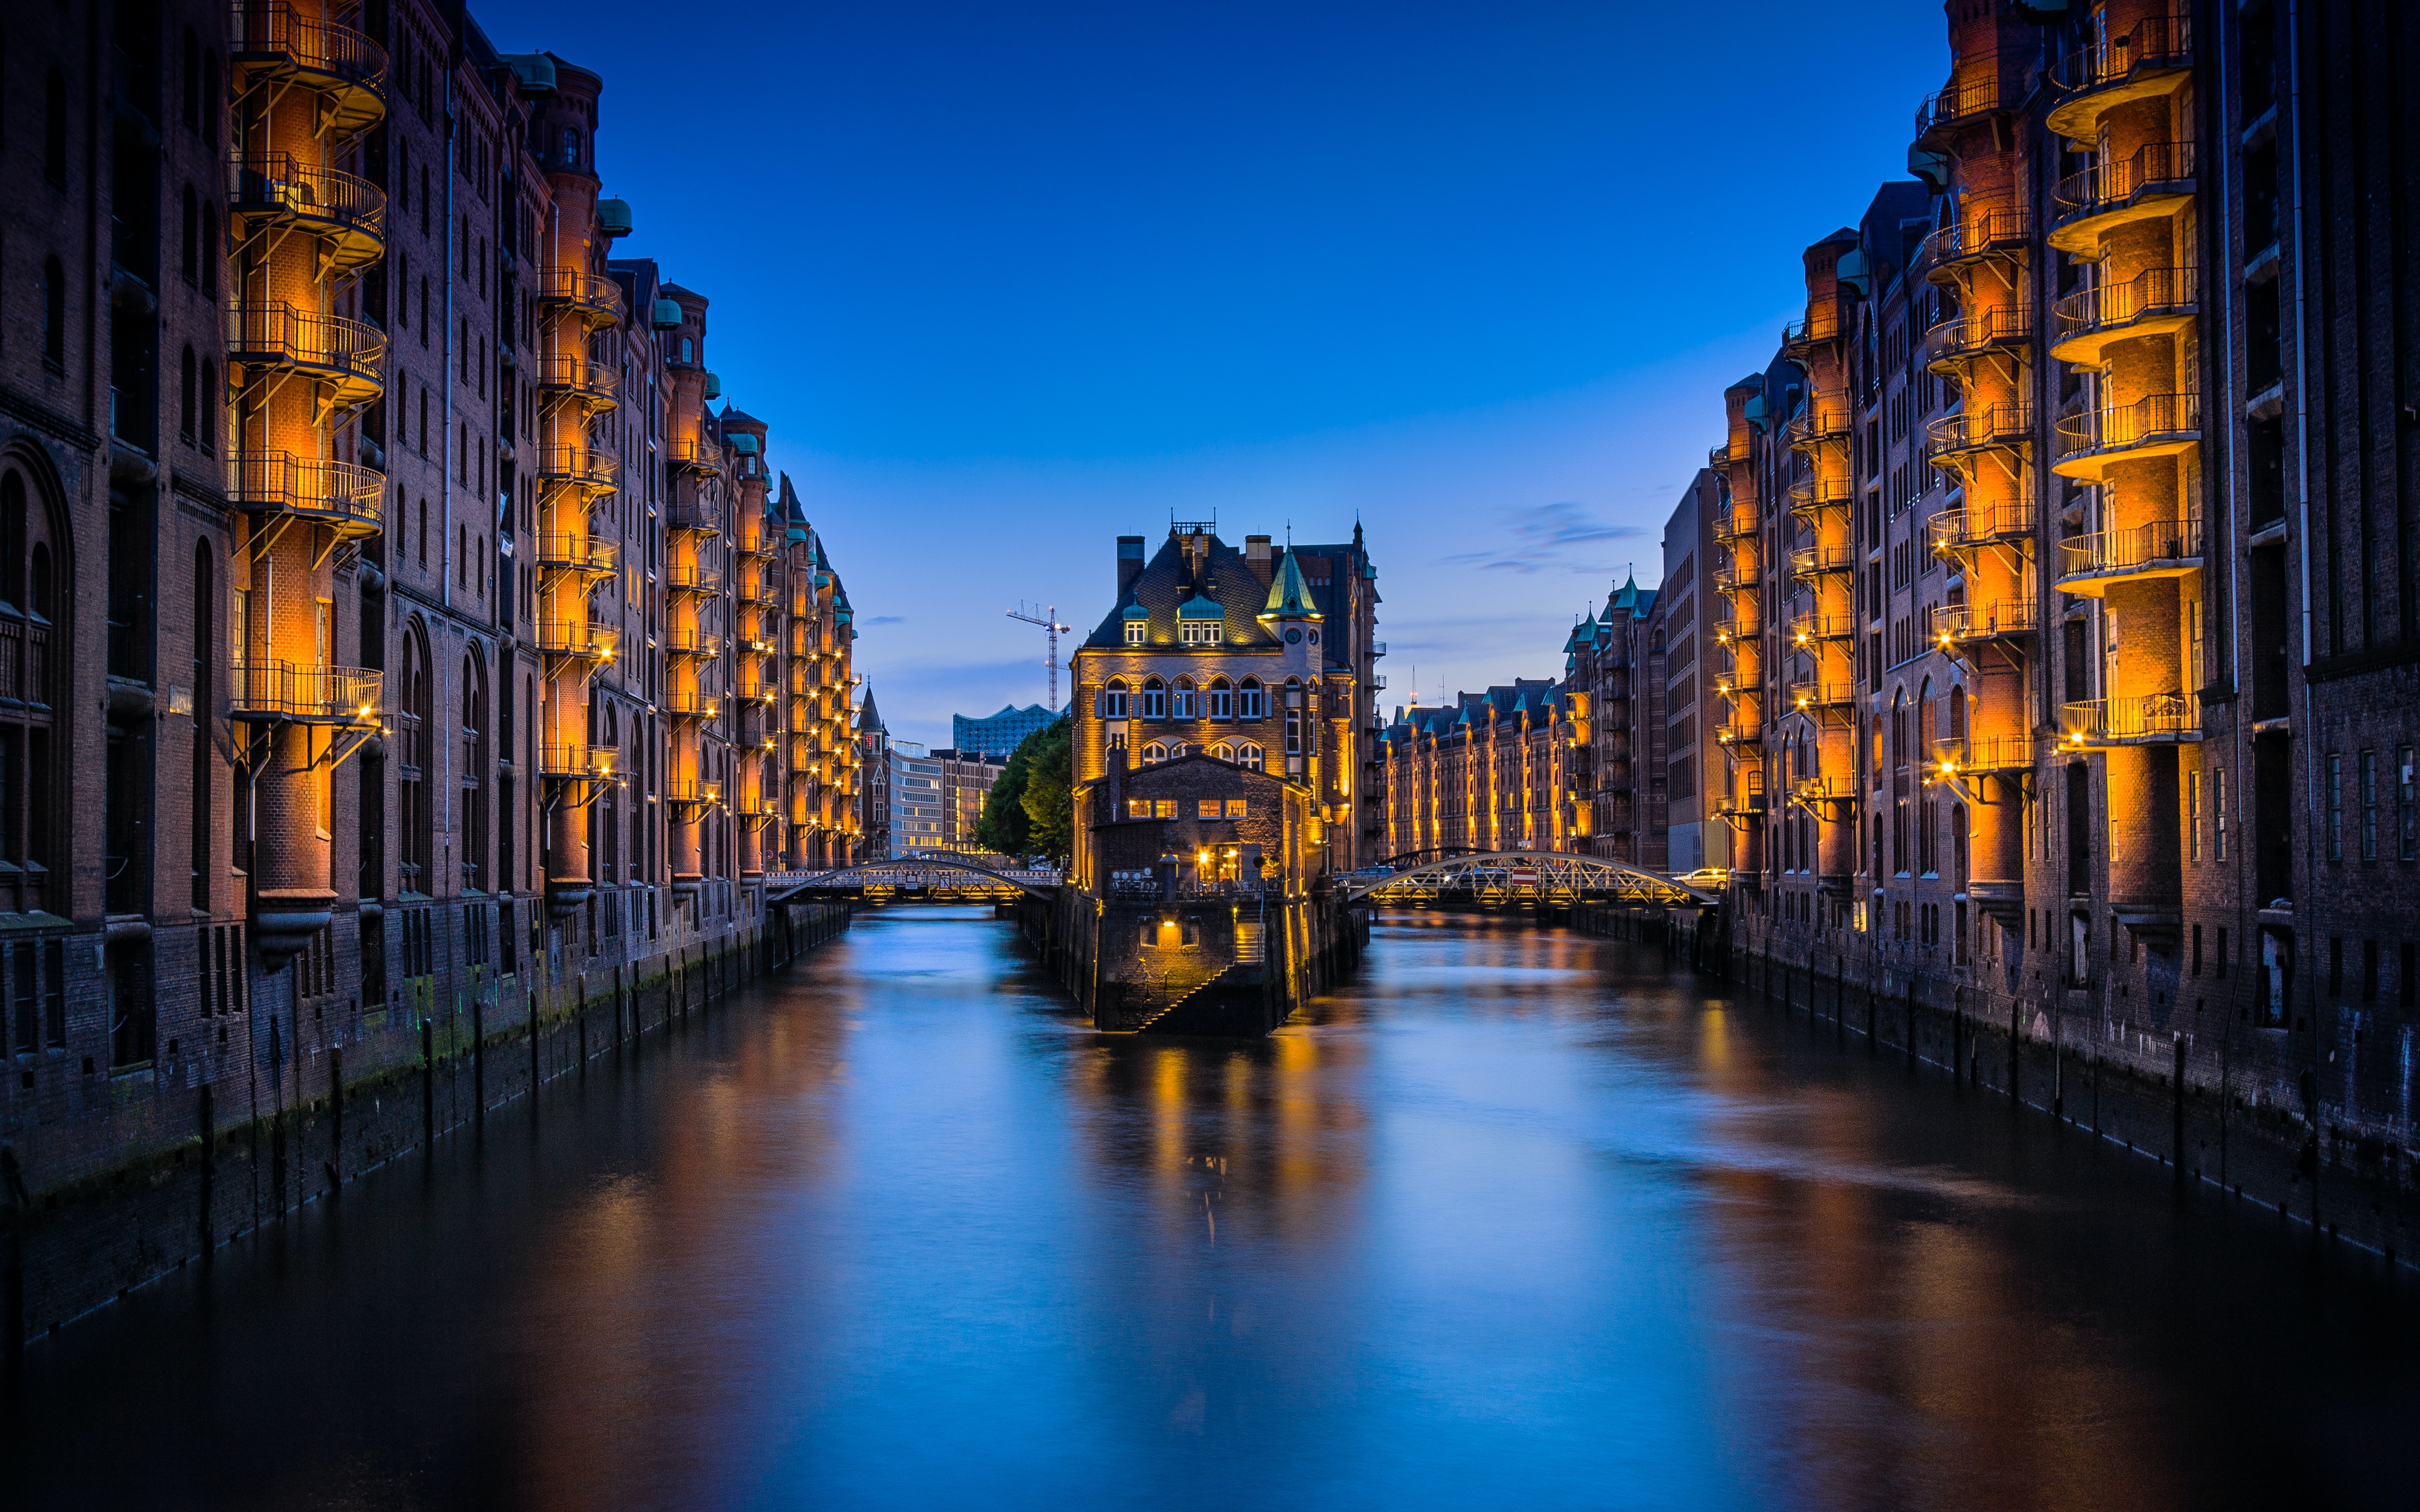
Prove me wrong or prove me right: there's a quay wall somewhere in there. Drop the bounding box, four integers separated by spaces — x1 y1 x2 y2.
1018 886 1365 1035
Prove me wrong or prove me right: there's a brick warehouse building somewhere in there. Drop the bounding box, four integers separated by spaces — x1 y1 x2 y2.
0 0 862 1300
1683 0 2420 1215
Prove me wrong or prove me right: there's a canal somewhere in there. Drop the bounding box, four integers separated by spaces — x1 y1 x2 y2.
7 910 2413 1510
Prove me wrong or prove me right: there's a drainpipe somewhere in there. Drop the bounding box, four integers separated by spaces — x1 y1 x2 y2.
442 63 457 615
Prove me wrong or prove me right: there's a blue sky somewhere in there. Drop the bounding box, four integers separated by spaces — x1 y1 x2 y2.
477 0 1948 749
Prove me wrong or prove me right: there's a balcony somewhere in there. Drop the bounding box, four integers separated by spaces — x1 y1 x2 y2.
1786 612 1856 646
2053 391 2201 482
1712 773 1767 821
2050 265 2199 367
226 2 387 143
2050 141 2198 253
1712 555 1763 593
1918 201 2031 285
2055 516 2203 595
534 354 620 413
1932 733 2032 776
666 779 723 811
665 693 721 723
669 436 724 476
665 629 722 659
2047 15 2194 143
1786 403 1850 454
1928 497 2036 558
1713 502 1759 540
1914 59 2001 147
539 268 625 329
1787 542 1855 577
1709 441 1742 469
665 563 722 597
228 660 379 724
531 443 621 495
734 527 778 560
1922 303 2033 374
1925 403 2032 471
1790 775 1859 812
1786 679 1855 714
1714 718 1764 752
1781 303 1844 360
536 533 619 580
226 302 385 409
539 743 619 781
1786 474 1853 517
1931 598 2039 647
665 497 721 537
228 153 385 273
2060 694 2201 746
739 576 780 608
1713 606 1762 644
535 620 617 663
225 451 382 538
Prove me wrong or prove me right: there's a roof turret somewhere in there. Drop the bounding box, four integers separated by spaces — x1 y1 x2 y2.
1259 547 1322 620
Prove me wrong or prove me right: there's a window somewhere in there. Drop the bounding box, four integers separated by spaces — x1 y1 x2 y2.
1210 742 1234 762
1166 742 1187 759
2213 765 2229 860
2186 769 2201 860
1153 800 1177 819
1100 680 1128 718
1197 800 1222 820
1224 799 1246 818
1238 742 1264 771
1141 741 1166 764
179 346 196 441
1180 620 1222 645
1124 621 1145 645
1172 678 1196 719
1207 678 1233 719
2327 753 2342 861
182 184 199 283
0 470 63 916
1127 798 1150 819
2402 746 2417 861
2360 751 2379 860
1238 679 1264 719
1140 679 1167 719
199 360 215 450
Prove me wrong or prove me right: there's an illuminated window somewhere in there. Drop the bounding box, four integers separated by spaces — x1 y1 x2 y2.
1224 799 1247 818
1141 741 1166 763
1198 800 1222 820
1127 798 1150 819
1124 622 1145 645
1210 742 1234 762
1166 742 1187 759
1154 800 1178 819
1238 742 1264 771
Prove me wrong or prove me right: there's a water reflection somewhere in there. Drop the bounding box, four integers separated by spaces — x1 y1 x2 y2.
5 908 2412 1511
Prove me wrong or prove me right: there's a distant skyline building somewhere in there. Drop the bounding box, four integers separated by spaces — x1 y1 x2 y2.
954 704 1057 761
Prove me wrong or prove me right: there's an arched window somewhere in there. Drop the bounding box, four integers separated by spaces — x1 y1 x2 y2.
1238 678 1264 719
179 346 196 441
1206 677 1233 719
1166 742 1187 760
1917 677 1934 758
401 624 434 893
191 540 212 909
0 467 65 915
201 204 218 296
1140 678 1167 719
1948 685 1966 742
562 128 580 166
1099 678 1128 719
1141 741 1166 764
1210 742 1234 763
198 359 215 451
1237 742 1264 772
462 652 488 891
1171 676 1196 719
182 184 199 283
1889 691 1906 771
40 258 65 367
1283 678 1305 757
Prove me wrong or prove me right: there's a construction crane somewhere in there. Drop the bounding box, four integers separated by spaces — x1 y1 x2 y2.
1007 601 1073 711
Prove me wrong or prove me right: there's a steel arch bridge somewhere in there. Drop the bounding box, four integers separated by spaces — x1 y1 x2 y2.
1341 851 1717 907
768 854 1061 903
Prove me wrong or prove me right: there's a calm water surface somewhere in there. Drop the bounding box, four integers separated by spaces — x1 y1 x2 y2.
9 910 2413 1510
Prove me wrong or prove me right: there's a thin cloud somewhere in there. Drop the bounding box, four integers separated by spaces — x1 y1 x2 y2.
863 615 908 625
1441 502 1644 574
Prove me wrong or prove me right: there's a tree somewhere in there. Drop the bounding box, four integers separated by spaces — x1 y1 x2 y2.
1018 713 1073 864
974 737 1032 857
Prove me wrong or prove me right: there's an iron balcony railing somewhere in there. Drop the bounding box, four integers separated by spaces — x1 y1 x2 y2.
1791 775 1859 807
535 620 617 660
1709 441 1740 469
1787 542 1856 576
1931 598 2039 642
1932 733 2033 774
2055 391 2202 469
1714 606 1762 642
2061 694 2199 744
1714 502 1759 539
2053 141 2198 229
1782 303 1844 353
665 497 721 535
665 629 722 659
227 3 388 139
2048 14 2193 135
228 660 380 723
1714 772 1767 815
1922 302 2034 369
1786 404 1851 451
531 443 622 492
1786 475 1854 514
538 267 626 327
1714 718 1764 748
1787 612 1857 644
1915 59 2001 140
1712 555 1763 593
228 152 385 268
669 436 724 475
664 693 721 722
665 779 724 807
539 743 618 779
1925 402 2033 460
533 354 620 408
1787 679 1855 711
226 301 385 399
2052 266 2199 356
225 451 383 534
2057 516 2204 582
665 563 722 595
1928 496 2036 556
1916 200 2031 280
536 533 619 575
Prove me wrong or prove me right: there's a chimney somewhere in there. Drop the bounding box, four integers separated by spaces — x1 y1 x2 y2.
1245 535 1272 564
1117 535 1146 596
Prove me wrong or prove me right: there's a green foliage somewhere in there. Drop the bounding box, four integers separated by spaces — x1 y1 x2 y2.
974 744 1032 857
1018 714 1074 864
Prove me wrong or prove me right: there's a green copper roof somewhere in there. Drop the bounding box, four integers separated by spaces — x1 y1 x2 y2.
1177 590 1222 619
1260 547 1321 619
1122 598 1151 620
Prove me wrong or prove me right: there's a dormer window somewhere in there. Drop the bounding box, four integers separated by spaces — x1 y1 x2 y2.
1124 621 1146 645
1179 621 1221 645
